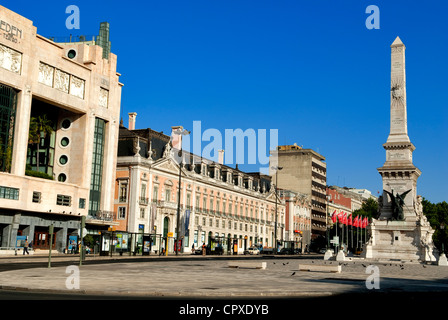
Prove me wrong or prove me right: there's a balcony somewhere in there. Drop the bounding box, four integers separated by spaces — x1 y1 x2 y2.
139 197 149 205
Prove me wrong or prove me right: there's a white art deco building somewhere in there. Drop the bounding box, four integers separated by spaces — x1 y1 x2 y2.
0 5 123 253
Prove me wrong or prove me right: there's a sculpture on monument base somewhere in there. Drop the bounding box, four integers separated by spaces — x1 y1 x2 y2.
384 189 411 221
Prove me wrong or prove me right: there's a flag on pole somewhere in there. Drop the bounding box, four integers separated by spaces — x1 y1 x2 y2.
362 217 368 228
331 210 337 223
342 212 347 225
353 215 359 228
348 214 352 226
338 212 344 224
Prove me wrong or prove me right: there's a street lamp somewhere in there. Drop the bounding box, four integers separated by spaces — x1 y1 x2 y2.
271 166 283 253
175 128 190 256
441 222 446 254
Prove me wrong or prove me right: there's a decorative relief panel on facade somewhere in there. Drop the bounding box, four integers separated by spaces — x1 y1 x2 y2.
0 43 22 74
70 75 85 99
38 62 54 87
38 61 85 99
54 68 70 93
99 87 109 108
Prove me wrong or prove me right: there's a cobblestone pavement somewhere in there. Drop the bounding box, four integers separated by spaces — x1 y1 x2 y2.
1 255 447 298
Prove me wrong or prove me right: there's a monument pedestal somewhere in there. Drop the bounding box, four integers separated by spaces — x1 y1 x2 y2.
364 218 436 262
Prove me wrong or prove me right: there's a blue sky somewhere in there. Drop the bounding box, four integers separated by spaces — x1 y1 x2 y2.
5 0 447 203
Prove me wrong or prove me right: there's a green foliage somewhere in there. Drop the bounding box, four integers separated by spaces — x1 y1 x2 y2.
353 197 379 219
422 198 448 253
25 170 54 180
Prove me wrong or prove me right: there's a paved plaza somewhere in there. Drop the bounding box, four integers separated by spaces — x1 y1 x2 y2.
0 254 447 299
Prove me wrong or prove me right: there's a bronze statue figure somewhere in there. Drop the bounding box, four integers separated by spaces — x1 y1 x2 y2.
384 189 411 221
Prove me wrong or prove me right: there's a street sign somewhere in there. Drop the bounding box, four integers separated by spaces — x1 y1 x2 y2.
76 228 88 237
167 232 174 237
330 236 339 245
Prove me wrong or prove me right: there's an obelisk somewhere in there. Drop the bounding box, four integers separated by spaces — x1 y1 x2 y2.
363 37 436 262
377 36 421 221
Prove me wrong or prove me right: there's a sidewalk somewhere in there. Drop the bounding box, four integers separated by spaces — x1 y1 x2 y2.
1 256 448 299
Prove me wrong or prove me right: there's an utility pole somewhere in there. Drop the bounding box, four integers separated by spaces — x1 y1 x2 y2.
79 215 85 266
272 166 283 253
48 224 54 268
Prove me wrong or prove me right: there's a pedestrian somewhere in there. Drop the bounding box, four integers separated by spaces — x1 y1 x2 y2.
202 242 206 256
23 240 30 255
191 243 195 254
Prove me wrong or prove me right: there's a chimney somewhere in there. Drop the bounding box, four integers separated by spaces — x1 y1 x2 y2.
218 150 224 165
128 112 137 130
171 126 184 150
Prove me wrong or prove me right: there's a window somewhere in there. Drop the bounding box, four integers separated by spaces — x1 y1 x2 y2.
58 173 67 182
0 186 19 200
32 191 41 203
195 195 200 210
89 118 105 215
79 198 86 209
60 137 70 147
210 199 214 213
186 193 191 209
119 182 128 202
152 185 158 202
61 119 71 129
203 197 207 212
57 194 71 206
216 219 219 228
165 189 171 202
0 85 17 173
202 217 206 226
209 218 213 227
59 155 68 165
140 182 147 204
140 207 145 219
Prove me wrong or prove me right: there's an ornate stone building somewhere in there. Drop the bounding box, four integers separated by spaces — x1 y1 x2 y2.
111 114 286 254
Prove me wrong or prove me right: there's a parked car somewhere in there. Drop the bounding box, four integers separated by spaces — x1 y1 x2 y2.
278 248 296 255
244 247 260 255
194 244 224 255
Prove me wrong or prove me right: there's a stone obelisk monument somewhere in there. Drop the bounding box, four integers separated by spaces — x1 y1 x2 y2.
363 37 436 262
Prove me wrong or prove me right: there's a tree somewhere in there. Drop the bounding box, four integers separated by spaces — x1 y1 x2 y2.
28 115 53 172
422 198 448 254
353 197 379 220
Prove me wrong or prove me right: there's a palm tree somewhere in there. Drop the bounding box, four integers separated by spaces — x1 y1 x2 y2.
28 115 53 172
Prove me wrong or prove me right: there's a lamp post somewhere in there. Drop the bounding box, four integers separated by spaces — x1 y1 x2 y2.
271 166 283 254
441 223 446 254
175 128 190 256
326 195 330 250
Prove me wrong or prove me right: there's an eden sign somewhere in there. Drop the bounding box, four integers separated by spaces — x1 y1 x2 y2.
0 17 22 43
